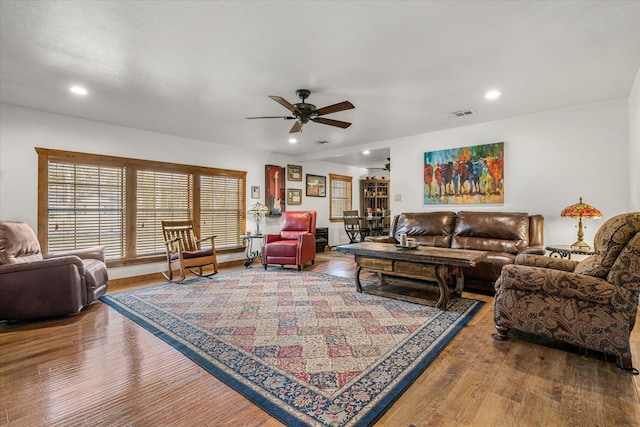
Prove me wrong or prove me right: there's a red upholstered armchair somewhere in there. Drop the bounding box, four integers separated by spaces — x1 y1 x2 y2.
262 211 317 271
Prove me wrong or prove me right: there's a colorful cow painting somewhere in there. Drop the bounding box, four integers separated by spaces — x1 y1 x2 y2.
423 142 504 205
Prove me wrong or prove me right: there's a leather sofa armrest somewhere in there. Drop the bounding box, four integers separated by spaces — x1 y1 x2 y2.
496 264 637 310
45 245 106 263
264 234 282 243
519 246 546 255
298 232 316 246
514 253 578 272
0 255 84 274
365 236 396 244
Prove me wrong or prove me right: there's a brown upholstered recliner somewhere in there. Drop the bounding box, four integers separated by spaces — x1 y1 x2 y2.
0 221 109 321
262 211 317 271
493 212 640 374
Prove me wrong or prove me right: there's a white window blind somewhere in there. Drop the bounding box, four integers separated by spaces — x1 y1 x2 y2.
200 174 244 248
47 161 125 258
136 170 193 255
329 174 352 220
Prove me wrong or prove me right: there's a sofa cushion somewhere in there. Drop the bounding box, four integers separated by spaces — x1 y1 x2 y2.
393 212 456 248
451 211 529 254
0 221 43 264
606 232 640 290
281 212 312 240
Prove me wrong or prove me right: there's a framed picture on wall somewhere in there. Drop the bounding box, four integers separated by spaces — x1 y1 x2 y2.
423 141 504 205
306 174 326 197
287 188 302 205
287 164 302 181
265 165 285 216
251 186 260 199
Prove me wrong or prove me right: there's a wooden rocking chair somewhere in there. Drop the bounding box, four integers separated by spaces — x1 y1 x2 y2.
161 220 218 282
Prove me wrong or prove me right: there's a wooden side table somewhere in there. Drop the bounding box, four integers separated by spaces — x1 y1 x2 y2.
546 245 594 260
241 234 264 267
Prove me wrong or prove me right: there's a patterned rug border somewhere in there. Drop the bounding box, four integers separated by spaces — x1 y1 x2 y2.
101 269 484 426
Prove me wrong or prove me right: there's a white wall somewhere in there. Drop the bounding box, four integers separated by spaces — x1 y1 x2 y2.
0 98 632 278
0 104 365 278
629 68 640 212
386 98 630 248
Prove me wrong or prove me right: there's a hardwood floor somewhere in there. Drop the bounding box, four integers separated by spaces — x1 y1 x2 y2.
1 253 639 426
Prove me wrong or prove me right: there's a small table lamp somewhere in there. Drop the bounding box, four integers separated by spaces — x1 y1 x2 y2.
560 197 602 251
248 202 269 235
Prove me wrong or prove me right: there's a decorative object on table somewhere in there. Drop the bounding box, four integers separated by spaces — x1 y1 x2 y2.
265 165 285 215
101 268 483 426
423 142 504 205
287 164 302 181
250 185 260 199
245 88 354 133
305 173 326 197
247 202 269 235
286 188 302 205
560 197 603 251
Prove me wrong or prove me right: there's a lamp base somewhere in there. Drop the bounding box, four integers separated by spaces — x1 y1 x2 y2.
570 240 591 251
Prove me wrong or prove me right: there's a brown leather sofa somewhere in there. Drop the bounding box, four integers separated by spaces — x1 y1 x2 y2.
0 221 109 321
365 211 545 292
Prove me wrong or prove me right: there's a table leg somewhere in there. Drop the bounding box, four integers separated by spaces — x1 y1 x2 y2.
355 264 363 292
453 268 464 297
435 265 449 310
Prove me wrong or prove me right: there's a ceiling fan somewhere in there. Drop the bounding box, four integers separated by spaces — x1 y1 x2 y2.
246 89 354 133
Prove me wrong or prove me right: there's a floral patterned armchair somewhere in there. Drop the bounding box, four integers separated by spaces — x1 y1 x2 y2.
493 212 640 374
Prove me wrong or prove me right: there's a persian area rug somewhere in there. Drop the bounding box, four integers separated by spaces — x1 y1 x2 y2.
101 269 483 426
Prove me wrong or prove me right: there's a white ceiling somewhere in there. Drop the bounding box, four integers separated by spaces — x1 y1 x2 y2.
1 1 639 169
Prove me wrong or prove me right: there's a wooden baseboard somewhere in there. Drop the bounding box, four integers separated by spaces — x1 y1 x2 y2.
109 259 246 287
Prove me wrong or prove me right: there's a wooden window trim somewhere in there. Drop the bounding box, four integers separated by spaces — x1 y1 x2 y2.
329 173 353 222
36 147 247 268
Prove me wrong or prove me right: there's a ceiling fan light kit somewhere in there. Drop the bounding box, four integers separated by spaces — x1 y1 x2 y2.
247 89 354 133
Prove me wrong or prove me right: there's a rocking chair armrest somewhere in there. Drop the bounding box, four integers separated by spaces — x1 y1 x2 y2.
196 235 216 245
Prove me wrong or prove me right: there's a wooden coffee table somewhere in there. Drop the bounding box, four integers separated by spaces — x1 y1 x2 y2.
335 242 487 310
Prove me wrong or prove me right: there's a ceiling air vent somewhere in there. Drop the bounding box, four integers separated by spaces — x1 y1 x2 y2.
316 140 330 144
447 110 475 118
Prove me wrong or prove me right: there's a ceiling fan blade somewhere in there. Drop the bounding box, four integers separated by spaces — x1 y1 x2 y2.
269 95 299 114
289 121 303 133
246 116 296 120
315 101 355 116
311 117 352 129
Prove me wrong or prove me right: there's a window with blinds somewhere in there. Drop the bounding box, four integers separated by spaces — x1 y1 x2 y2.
136 170 193 255
37 148 247 266
200 174 245 248
329 174 353 221
47 161 126 258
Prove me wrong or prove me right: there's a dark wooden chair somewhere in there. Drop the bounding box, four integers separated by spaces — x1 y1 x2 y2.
343 210 364 243
369 209 387 236
161 220 218 282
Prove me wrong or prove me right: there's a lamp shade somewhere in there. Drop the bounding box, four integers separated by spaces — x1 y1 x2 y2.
248 202 269 215
561 197 602 251
560 197 602 219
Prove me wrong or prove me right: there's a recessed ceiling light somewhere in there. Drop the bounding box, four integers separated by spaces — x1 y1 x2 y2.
70 86 88 95
288 138 297 144
485 90 501 100
363 150 370 155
